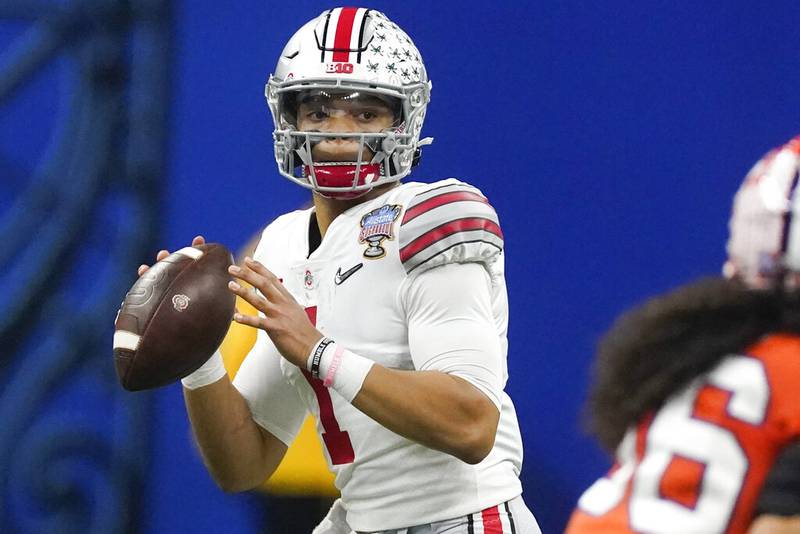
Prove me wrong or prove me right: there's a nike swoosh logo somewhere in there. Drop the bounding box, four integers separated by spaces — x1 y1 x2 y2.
335 263 363 285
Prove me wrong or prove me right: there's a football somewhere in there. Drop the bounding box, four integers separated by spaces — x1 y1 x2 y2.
113 243 236 391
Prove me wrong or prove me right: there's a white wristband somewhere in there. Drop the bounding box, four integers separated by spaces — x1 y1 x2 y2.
316 342 374 402
306 336 334 378
181 350 227 390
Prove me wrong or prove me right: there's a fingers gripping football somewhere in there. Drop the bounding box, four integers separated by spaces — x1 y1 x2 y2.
138 235 206 276
227 257 322 367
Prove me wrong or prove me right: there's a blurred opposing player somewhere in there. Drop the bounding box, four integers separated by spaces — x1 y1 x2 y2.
165 8 538 533
566 136 800 534
750 441 800 533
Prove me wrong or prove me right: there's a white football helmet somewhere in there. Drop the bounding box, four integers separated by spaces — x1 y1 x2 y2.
725 136 800 288
265 8 432 198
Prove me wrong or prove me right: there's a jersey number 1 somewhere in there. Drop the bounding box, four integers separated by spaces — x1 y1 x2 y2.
302 306 355 465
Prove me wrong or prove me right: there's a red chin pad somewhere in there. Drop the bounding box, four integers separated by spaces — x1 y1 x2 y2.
305 164 381 199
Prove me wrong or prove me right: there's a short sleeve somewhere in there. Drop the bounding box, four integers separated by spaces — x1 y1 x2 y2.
233 329 308 446
400 261 504 409
398 182 504 275
756 441 800 516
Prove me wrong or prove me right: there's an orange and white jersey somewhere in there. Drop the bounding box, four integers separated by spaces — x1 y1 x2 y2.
233 179 525 532
567 334 800 534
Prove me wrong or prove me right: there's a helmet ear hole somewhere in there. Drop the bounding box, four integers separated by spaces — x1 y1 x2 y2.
381 133 397 155
411 148 422 169
283 133 298 151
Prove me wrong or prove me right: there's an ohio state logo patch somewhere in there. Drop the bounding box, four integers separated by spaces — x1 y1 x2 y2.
304 269 316 289
359 204 401 259
172 294 190 312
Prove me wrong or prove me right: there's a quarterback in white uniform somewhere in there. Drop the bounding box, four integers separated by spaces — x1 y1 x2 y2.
158 7 539 533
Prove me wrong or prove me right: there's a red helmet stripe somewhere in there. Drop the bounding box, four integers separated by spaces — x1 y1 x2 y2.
332 7 358 62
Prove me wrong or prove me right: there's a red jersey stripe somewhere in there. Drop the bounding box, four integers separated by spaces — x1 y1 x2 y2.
401 191 489 225
304 305 317 325
399 217 503 263
482 505 503 534
301 371 341 433
332 7 358 62
301 370 355 465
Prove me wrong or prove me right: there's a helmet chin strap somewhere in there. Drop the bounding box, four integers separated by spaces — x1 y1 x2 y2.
303 163 383 199
292 131 392 199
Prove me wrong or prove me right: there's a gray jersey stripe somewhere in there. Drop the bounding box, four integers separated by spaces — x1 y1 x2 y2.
399 200 499 248
402 231 504 273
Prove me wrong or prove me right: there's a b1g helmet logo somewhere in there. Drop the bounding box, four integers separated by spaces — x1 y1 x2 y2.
326 63 354 74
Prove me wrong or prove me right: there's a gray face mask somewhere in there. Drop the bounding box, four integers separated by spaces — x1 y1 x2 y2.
290 90 401 164
267 79 432 197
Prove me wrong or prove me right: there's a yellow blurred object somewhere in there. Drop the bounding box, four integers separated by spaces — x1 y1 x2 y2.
219 291 338 497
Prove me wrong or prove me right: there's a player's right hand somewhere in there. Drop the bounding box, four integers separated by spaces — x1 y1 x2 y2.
137 235 206 277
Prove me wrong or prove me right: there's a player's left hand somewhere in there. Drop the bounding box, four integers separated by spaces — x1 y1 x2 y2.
227 256 323 368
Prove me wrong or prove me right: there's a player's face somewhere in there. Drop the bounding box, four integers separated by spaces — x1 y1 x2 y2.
297 95 396 162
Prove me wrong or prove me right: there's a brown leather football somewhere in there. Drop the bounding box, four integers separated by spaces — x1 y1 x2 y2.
113 243 236 391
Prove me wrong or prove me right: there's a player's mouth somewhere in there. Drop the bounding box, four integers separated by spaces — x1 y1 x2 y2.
312 141 375 162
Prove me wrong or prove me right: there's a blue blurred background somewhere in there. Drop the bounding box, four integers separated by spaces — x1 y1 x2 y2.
1 1 798 532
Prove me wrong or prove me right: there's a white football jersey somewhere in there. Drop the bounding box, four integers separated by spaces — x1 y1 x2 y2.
233 179 524 531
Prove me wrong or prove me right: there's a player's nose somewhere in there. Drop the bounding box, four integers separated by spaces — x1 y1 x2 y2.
320 114 359 134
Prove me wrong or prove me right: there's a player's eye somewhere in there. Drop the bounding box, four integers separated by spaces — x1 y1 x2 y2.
357 110 379 121
306 110 329 121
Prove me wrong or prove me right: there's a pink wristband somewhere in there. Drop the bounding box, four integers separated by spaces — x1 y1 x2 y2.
323 346 345 387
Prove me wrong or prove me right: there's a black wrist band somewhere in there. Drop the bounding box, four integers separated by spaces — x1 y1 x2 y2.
310 337 334 379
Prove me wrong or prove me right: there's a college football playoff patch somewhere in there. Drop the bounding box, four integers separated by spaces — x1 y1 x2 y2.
359 204 401 259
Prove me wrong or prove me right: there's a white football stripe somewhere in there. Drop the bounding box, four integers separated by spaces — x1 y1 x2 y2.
113 330 141 351
175 246 203 259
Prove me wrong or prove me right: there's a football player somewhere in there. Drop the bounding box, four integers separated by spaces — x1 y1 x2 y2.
140 8 539 533
749 441 800 533
566 135 800 533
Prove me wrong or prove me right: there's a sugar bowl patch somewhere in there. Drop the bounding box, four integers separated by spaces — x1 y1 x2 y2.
359 204 401 259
